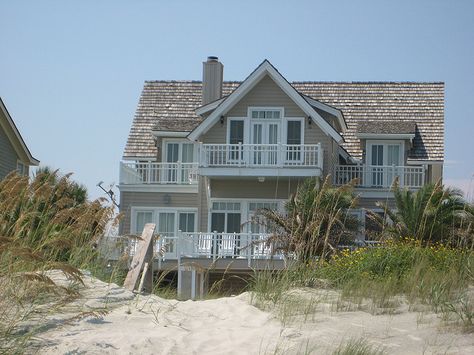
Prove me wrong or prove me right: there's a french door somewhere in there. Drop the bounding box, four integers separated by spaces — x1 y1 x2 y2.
369 143 402 187
251 121 279 165
165 142 194 183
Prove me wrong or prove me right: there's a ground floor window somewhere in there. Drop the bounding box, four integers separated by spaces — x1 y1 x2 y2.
209 200 284 234
132 208 197 235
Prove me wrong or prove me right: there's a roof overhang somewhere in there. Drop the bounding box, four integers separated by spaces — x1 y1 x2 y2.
303 95 347 132
338 146 359 164
407 159 443 165
356 133 415 141
0 97 39 166
151 130 190 138
188 60 344 143
195 97 226 116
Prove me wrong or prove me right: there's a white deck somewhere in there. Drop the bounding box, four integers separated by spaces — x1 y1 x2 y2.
105 232 284 270
333 164 425 189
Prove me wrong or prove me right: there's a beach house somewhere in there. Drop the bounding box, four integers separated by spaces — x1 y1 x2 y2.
118 57 444 297
0 97 39 179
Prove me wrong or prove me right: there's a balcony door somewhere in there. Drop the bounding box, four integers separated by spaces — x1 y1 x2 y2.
210 202 241 233
251 122 279 165
368 142 402 187
165 142 194 183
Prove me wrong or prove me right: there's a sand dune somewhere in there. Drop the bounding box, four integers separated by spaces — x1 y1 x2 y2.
32 272 474 354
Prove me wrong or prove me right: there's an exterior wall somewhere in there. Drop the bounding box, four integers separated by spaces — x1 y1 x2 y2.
428 164 443 184
201 118 227 144
210 178 301 199
199 74 335 176
357 197 395 210
198 176 210 232
119 191 199 234
227 75 306 117
0 123 19 179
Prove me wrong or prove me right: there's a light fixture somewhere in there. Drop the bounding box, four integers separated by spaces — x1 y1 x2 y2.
164 194 171 205
257 176 265 183
220 115 225 124
308 116 312 125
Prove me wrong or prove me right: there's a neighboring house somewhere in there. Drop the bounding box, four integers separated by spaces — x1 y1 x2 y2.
118 57 443 295
0 97 39 179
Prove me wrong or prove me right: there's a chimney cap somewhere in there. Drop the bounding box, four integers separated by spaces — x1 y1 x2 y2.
207 56 219 62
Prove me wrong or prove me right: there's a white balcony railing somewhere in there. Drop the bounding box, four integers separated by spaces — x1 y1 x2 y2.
199 143 323 168
333 164 425 189
122 232 283 266
120 162 198 185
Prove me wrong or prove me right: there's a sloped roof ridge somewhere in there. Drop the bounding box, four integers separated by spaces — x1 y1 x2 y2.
292 80 444 85
143 79 444 85
143 80 243 84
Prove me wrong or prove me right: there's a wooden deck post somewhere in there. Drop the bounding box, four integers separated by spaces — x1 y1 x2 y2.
123 223 156 293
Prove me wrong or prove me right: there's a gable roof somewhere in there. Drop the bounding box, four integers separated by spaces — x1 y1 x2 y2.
123 80 444 162
0 97 39 166
187 60 343 143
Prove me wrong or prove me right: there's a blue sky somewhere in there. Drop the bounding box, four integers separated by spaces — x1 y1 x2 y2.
1 0 473 201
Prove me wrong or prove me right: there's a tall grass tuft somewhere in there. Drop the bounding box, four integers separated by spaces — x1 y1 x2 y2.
332 338 386 355
317 240 474 329
0 170 117 353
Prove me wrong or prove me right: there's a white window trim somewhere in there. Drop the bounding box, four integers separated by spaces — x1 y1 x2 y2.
366 140 405 166
247 106 284 120
208 198 286 233
16 160 26 175
226 117 246 145
130 207 198 234
162 138 197 163
284 117 305 145
247 107 285 146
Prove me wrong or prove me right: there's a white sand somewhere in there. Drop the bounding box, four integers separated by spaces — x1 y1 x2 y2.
33 272 474 354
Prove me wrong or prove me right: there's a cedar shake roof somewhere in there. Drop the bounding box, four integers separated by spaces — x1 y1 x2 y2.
357 121 416 135
123 81 444 161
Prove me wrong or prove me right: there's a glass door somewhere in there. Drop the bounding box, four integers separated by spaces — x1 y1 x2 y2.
180 143 194 183
371 144 384 187
387 144 401 185
251 122 279 166
165 143 179 183
158 212 175 257
286 120 302 163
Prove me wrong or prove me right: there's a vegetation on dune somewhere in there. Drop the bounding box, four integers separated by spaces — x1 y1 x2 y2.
0 170 118 353
369 179 474 247
249 177 474 331
255 176 359 263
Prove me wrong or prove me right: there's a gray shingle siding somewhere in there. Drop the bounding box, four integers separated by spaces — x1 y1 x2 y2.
0 124 19 179
123 80 444 162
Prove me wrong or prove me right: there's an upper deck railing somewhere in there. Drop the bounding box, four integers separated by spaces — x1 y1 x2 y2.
120 162 199 185
333 164 425 189
199 143 323 169
114 232 283 267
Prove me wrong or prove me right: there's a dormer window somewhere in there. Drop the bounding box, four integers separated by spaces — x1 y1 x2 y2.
250 109 282 119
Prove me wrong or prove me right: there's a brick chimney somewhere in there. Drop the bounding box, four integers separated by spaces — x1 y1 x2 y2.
202 56 223 105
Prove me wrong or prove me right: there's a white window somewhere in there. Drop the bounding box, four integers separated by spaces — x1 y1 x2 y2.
134 210 154 234
211 202 241 233
227 119 245 161
132 208 197 235
366 141 403 166
163 140 195 183
164 141 195 163
285 119 304 162
17 161 26 176
248 202 279 234
250 109 281 119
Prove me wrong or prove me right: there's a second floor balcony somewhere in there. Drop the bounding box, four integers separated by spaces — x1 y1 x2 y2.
198 143 323 177
120 162 199 185
333 164 425 189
